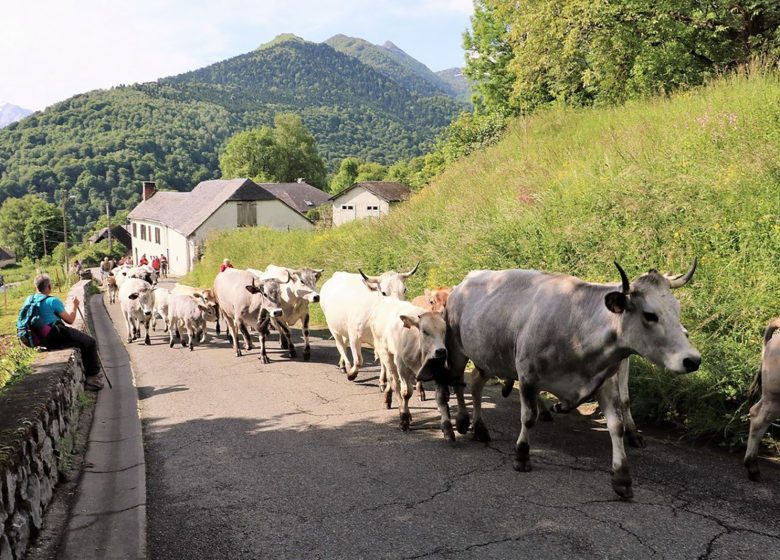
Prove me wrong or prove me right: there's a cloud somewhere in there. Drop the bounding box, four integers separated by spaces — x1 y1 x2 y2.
0 0 472 110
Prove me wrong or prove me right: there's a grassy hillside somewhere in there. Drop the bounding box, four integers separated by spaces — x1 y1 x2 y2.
189 69 780 444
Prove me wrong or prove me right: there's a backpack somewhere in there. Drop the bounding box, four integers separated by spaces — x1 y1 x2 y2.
16 294 51 348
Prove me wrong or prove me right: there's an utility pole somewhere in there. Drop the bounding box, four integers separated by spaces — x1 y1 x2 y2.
41 226 47 258
106 201 112 254
62 195 68 276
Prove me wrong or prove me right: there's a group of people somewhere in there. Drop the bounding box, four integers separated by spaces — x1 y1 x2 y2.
138 253 168 278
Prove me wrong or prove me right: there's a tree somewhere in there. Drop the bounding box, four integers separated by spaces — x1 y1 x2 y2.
355 162 387 182
219 114 327 189
329 157 360 193
0 195 64 260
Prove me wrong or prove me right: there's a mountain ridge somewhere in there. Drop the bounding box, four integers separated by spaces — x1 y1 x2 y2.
0 102 33 128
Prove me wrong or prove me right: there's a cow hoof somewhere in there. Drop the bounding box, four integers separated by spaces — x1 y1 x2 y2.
400 412 411 431
514 442 531 472
169 341 174 348
286 350 297 359
181 341 186 348
190 345 194 352
383 392 393 409
456 412 470 435
611 478 633 500
501 381 513 398
127 338 132 344
745 459 762 482
538 407 554 422
303 350 311 362
347 369 359 382
473 419 491 442
259 354 270 364
379 382 386 393
626 431 646 448
513 459 532 472
441 421 456 442
144 336 151 346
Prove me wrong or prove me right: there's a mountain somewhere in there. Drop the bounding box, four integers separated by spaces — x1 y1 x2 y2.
325 35 455 98
0 34 465 234
0 103 32 128
436 68 472 103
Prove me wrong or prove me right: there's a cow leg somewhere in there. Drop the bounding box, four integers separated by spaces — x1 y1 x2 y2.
258 323 271 364
744 397 779 481
144 316 151 345
124 313 134 343
168 320 176 348
239 321 253 351
395 359 413 431
302 313 311 361
501 378 514 397
379 362 387 393
537 394 554 422
332 332 351 373
471 369 491 442
513 380 539 473
229 317 242 357
346 329 363 381
454 380 469 435
596 374 632 499
435 383 455 442
214 304 221 336
275 319 296 358
616 359 643 447
187 321 195 351
151 313 157 331
416 381 426 402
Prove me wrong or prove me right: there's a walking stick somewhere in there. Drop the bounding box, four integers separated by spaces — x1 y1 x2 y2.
76 305 113 389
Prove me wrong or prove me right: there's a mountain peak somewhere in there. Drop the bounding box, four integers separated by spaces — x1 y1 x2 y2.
0 102 33 128
257 33 306 50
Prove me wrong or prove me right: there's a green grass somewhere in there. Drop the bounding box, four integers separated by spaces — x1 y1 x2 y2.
188 68 780 446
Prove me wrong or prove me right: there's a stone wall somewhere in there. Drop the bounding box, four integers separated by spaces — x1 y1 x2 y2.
0 280 92 560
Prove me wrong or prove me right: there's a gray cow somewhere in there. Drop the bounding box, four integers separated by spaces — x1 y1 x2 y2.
744 317 780 481
432 259 700 499
213 268 285 363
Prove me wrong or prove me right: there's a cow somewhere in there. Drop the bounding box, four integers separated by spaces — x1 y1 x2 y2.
111 264 133 288
319 263 419 381
247 265 323 361
126 265 158 286
106 274 119 304
166 293 218 351
118 277 156 345
744 317 780 481
151 287 171 333
432 259 700 499
171 284 221 335
371 299 447 430
212 268 285 362
409 287 452 401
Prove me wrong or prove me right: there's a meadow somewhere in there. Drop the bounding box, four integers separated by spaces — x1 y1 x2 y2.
189 69 780 445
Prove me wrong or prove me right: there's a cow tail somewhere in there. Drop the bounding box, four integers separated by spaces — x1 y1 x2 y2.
748 319 780 405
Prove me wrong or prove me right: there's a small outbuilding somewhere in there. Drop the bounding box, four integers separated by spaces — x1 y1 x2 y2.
259 181 330 215
0 247 15 268
87 225 132 252
329 181 411 226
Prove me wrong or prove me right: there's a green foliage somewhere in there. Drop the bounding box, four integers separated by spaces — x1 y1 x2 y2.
220 126 281 184
71 240 125 267
355 162 387 182
468 0 780 114
189 70 780 445
0 195 65 260
0 35 463 235
329 157 360 194
0 338 36 392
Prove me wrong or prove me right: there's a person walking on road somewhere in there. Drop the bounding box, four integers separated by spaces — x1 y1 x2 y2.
219 258 234 273
160 255 168 278
28 273 104 390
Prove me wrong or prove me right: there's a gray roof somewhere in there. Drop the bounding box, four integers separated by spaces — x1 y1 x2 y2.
128 179 281 236
0 247 15 260
259 182 329 214
329 181 411 203
88 225 132 249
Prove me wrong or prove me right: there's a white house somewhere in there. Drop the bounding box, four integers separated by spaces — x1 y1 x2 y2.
330 181 411 226
128 179 314 276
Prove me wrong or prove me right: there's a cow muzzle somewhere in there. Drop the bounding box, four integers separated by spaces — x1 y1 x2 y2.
271 308 283 318
683 354 701 373
311 294 320 303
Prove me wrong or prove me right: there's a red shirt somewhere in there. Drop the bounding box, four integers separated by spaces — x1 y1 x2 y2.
140 257 149 266
151 258 161 270
219 263 234 273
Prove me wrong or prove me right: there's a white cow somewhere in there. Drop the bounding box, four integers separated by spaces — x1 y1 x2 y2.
212 268 285 362
111 264 133 288
151 287 171 332
171 284 221 334
248 265 323 360
166 294 217 351
371 299 447 430
318 263 419 381
119 278 155 345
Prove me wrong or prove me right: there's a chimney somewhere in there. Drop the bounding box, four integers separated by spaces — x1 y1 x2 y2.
296 177 305 183
142 181 157 201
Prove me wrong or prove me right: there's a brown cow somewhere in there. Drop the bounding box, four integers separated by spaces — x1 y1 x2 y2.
409 287 452 401
744 317 780 481
106 274 118 304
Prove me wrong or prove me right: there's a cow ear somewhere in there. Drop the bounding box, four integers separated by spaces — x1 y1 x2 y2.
362 278 381 292
128 293 139 300
314 268 323 279
605 292 628 314
424 289 431 297
197 303 209 312
245 284 261 294
192 292 201 299
400 314 419 329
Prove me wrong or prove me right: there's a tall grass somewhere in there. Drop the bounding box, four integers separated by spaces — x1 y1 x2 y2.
189 69 780 445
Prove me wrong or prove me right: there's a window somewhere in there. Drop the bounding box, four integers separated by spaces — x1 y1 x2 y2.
140 224 146 241
155 227 161 244
132 223 137 238
341 205 354 211
237 202 257 227
367 205 379 211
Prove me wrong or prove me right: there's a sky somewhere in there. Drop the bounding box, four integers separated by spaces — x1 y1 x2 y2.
0 0 474 111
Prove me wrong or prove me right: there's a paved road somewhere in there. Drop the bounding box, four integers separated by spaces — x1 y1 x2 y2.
102 284 780 560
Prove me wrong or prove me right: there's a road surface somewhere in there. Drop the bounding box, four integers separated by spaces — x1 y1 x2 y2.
102 284 780 559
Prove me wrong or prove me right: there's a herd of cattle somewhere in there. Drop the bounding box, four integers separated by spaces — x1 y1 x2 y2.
104 259 779 498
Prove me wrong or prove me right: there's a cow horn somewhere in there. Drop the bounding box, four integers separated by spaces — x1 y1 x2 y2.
667 257 698 289
401 261 420 279
358 269 379 283
281 271 291 283
614 261 630 294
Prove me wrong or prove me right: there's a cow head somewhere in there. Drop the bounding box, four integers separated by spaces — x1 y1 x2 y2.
193 293 219 322
424 287 452 312
358 262 419 300
245 278 284 318
402 311 450 384
605 258 701 374
128 285 155 316
290 267 322 303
